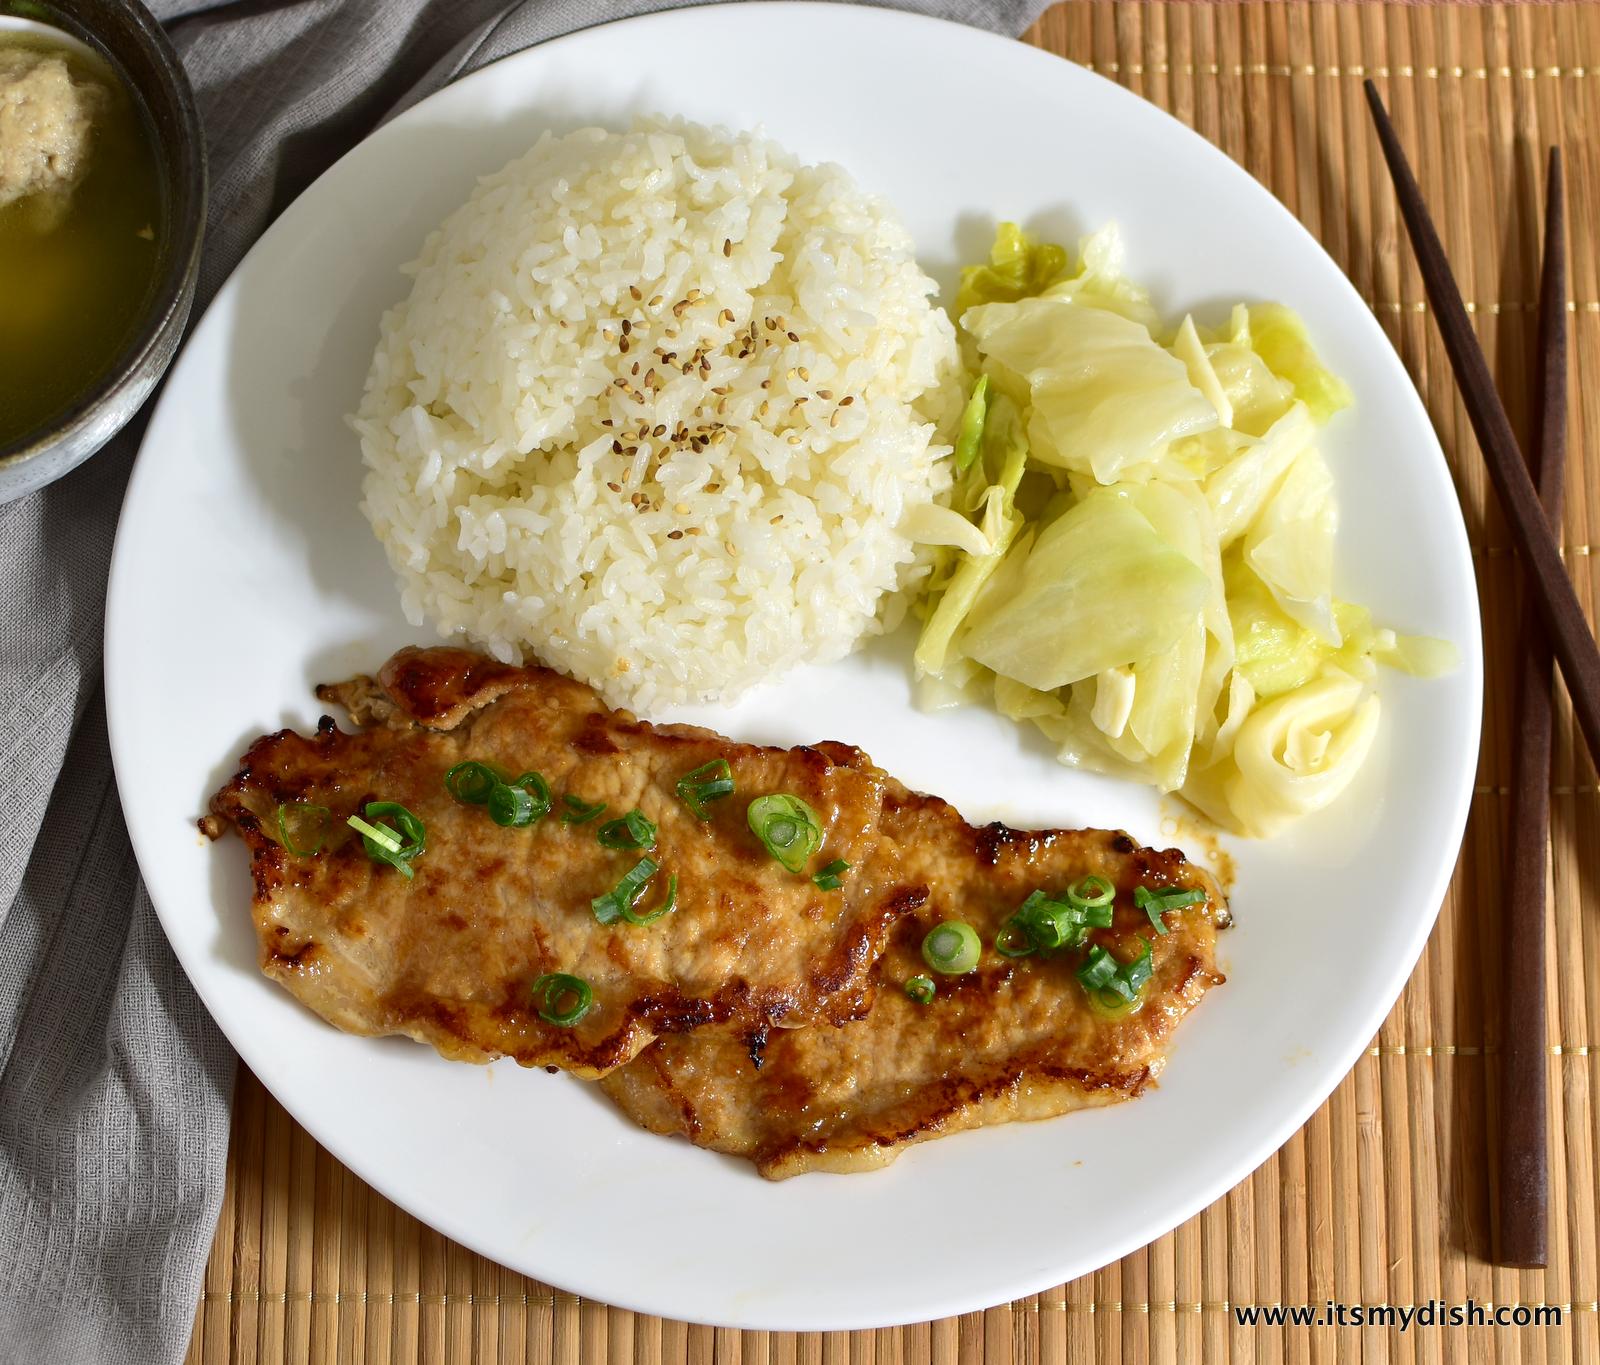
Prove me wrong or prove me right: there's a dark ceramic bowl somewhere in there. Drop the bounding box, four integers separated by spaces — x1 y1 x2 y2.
0 0 204 502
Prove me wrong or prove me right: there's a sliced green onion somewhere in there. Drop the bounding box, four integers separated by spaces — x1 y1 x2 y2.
905 974 937 1005
444 761 500 805
1133 885 1206 936
592 856 660 926
1067 874 1116 909
747 794 823 873
1122 938 1155 995
676 759 735 820
619 873 677 926
1003 888 1099 953
922 920 981 975
597 809 657 851
511 771 552 818
560 794 607 824
812 859 849 891
994 919 1036 958
487 782 536 827
349 802 425 879
483 772 552 828
531 973 592 1027
1086 986 1141 1021
1076 939 1154 1008
953 374 989 472
276 802 330 857
1076 944 1119 991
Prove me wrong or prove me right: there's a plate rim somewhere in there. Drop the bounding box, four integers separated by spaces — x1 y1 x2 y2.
105 0 1483 1330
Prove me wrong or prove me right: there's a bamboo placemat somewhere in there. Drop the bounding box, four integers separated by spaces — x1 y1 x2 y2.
183 4 1600 1361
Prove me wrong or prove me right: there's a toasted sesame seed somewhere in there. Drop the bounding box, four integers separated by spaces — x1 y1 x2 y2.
719 308 734 324
787 435 802 445
723 238 732 257
629 285 642 301
706 482 720 492
649 294 664 307
600 419 614 427
829 411 841 428
765 318 777 331
621 318 632 335
686 288 702 302
758 401 770 418
619 337 630 353
631 362 641 376
817 389 833 400
711 386 731 396
607 481 622 492
770 514 783 525
667 529 684 540
674 502 690 515
612 440 623 454
840 395 855 406
654 425 668 438
792 396 808 406
797 367 810 382
760 378 772 389
786 331 799 343
687 526 703 536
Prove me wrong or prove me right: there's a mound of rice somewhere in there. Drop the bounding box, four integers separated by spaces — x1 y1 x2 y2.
354 117 961 710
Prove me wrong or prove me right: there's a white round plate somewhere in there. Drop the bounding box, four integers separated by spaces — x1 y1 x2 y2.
106 3 1481 1331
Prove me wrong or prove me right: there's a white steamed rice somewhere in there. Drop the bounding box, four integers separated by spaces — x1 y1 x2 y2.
354 117 961 710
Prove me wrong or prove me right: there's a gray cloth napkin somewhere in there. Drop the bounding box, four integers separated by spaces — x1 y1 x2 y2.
0 1 1049 1359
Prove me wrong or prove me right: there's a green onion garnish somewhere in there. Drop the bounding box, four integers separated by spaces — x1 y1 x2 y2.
484 771 551 828
1076 939 1154 1010
275 802 330 857
994 919 1036 958
531 973 592 1027
676 759 735 820
812 859 849 891
997 887 1114 956
747 793 823 873
1133 885 1206 936
905 974 936 1005
922 920 981 975
620 873 677 925
487 782 536 827
511 771 552 817
560 794 607 824
1067 875 1116 909
444 760 500 805
348 802 425 879
592 856 673 926
1076 944 1119 990
597 809 657 851
953 373 989 472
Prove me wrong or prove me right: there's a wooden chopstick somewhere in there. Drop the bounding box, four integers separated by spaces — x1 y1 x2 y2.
1363 84 1600 772
1496 147 1567 1270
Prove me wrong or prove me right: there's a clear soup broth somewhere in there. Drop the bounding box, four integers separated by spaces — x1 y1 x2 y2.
0 29 164 451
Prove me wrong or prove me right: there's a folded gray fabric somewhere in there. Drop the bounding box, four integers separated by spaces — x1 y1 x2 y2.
0 1 1048 1360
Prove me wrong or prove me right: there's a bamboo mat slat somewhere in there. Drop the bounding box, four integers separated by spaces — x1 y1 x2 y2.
183 4 1600 1361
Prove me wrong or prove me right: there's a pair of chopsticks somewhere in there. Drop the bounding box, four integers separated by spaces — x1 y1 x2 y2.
1365 84 1568 1269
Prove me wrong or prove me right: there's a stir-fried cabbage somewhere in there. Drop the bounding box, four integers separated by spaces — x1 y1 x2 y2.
909 222 1455 838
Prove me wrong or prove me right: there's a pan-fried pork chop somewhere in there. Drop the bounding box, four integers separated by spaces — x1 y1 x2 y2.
599 785 1227 1177
208 647 920 1077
